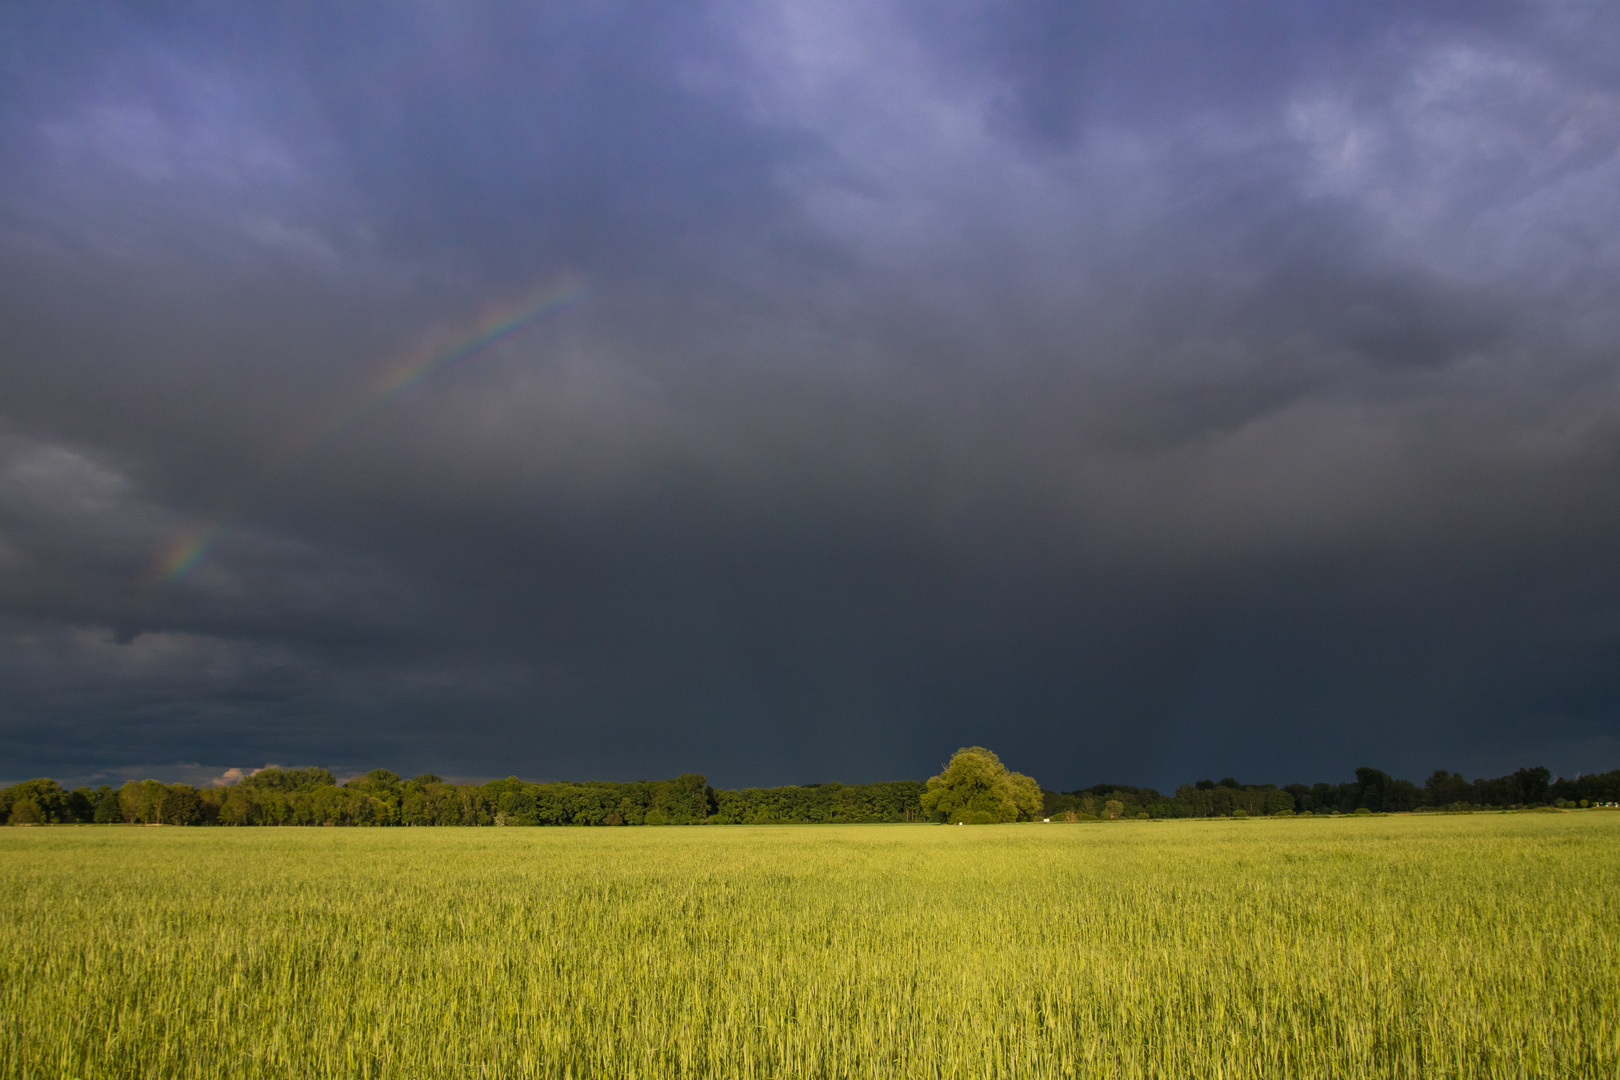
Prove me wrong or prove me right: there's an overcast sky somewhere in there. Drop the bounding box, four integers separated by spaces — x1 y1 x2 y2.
3 0 1619 791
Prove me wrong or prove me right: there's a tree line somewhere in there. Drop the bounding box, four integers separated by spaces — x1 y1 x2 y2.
0 768 929 827
1041 765 1620 820
5 760 1618 827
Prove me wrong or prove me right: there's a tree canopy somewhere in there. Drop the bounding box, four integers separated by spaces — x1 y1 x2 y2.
919 746 1043 824
5 758 1613 828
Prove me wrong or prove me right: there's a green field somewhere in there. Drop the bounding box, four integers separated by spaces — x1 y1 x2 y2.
3 814 1617 1079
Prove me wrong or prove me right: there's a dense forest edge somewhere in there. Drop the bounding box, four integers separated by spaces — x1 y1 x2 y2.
5 760 1619 827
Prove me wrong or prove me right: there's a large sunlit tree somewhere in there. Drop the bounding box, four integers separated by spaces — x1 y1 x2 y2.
920 747 1042 824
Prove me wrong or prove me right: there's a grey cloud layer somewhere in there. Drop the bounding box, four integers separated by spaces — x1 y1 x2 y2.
2 0 1618 788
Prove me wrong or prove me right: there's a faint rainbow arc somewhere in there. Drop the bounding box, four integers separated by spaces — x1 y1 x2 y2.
157 278 587 582
375 279 589 401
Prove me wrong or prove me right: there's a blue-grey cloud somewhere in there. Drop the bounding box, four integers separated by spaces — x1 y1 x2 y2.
3 0 1620 791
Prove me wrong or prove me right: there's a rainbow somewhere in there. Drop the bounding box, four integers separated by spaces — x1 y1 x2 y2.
157 276 587 582
373 279 588 400
160 525 224 580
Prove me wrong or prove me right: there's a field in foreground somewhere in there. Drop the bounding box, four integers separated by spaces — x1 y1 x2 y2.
3 814 1617 1079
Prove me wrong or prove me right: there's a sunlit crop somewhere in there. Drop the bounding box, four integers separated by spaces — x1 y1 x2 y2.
3 813 1616 1078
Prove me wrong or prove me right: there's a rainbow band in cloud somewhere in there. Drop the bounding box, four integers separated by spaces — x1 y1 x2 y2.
161 524 224 580
158 276 588 582
374 279 588 401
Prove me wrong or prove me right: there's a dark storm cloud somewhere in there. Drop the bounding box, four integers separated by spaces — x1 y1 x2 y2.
3 0 1620 790
910 0 1536 138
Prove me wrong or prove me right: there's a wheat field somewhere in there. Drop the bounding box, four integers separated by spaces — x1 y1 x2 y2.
3 813 1616 1079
